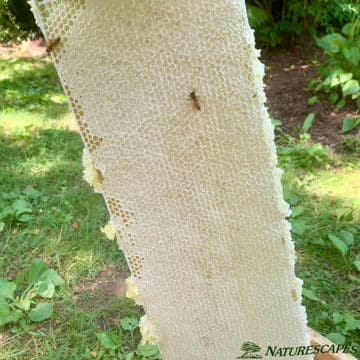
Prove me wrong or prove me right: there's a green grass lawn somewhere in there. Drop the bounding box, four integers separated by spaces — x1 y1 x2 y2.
0 56 359 359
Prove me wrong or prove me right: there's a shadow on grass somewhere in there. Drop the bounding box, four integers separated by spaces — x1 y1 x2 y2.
0 127 140 358
0 128 127 285
0 57 69 119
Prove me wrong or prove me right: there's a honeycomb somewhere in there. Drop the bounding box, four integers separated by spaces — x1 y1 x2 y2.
30 1 311 359
127 254 144 280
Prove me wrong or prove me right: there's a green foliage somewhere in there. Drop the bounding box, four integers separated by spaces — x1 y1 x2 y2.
342 117 360 133
0 188 43 229
0 58 68 117
246 3 269 29
95 317 160 359
246 0 359 47
308 0 358 34
341 134 360 152
302 113 315 133
0 259 63 327
310 14 360 116
278 142 331 170
0 0 39 42
0 57 135 359
279 135 360 356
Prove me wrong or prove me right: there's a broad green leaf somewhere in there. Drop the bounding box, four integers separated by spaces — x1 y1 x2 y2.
37 280 55 298
342 23 352 36
28 303 53 322
125 352 135 360
302 113 315 133
0 207 14 220
342 79 360 97
328 69 352 87
137 344 160 357
302 288 321 302
121 317 139 332
291 219 306 235
343 313 360 333
12 199 32 215
23 188 41 199
1 192 18 200
353 260 360 273
14 298 31 311
291 206 304 218
0 222 4 232
95 332 121 349
15 271 26 287
315 33 348 53
28 259 48 285
286 194 299 206
0 295 9 314
271 118 282 127
338 230 354 246
18 214 33 222
308 96 318 105
332 312 343 324
328 234 348 256
341 117 360 133
0 278 16 299
327 332 345 345
39 269 64 287
342 47 360 66
0 310 22 326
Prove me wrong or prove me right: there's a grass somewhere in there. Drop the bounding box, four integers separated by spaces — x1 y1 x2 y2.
0 55 359 359
0 56 143 359
278 139 360 356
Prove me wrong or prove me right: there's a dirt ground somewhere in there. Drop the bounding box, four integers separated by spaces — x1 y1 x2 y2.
262 47 359 147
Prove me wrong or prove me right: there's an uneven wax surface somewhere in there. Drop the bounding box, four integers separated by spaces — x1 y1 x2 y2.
31 1 311 359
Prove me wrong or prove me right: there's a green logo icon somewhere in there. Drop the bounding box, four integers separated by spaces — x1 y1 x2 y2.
238 342 262 359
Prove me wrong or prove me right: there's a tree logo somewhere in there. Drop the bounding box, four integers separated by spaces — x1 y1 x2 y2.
237 342 262 359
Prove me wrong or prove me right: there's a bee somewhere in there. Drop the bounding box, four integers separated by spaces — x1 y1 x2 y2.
95 169 105 184
46 37 61 54
188 90 201 110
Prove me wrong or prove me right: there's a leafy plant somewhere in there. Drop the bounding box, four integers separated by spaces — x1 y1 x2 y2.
341 117 360 133
95 317 160 359
278 142 331 170
271 117 283 132
0 259 64 328
246 0 359 47
310 14 360 117
0 187 44 229
302 113 315 135
328 311 360 345
0 0 39 42
341 133 360 152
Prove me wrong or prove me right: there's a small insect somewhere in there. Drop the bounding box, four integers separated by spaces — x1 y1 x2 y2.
95 169 105 184
189 90 201 110
46 37 61 54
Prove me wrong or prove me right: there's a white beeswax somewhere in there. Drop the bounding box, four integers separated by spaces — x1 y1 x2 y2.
30 1 311 359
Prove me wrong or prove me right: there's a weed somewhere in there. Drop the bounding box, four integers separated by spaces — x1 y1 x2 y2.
0 259 64 329
341 134 360 152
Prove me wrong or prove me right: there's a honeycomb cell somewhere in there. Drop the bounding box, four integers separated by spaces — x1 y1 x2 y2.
30 1 311 358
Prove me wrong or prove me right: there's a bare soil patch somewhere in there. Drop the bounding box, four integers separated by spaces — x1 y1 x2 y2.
262 47 359 148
